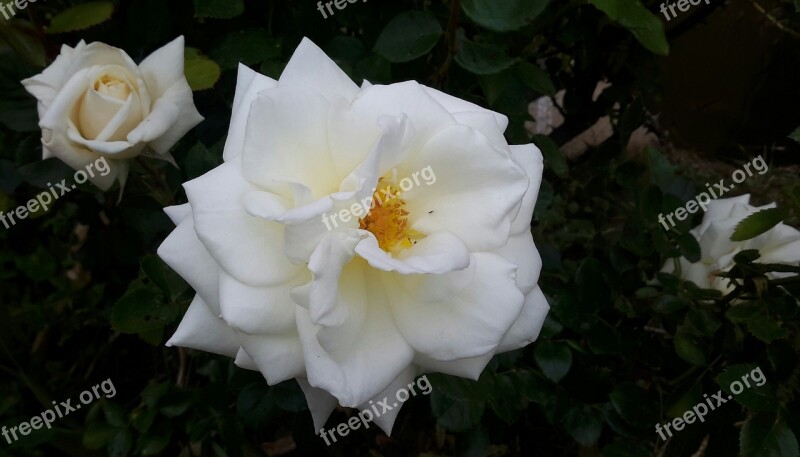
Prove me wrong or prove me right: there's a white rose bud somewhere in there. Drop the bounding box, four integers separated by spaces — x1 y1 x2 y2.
22 36 204 190
662 194 800 294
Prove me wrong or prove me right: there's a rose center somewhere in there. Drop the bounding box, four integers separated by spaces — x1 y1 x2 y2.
93 75 131 101
359 178 423 254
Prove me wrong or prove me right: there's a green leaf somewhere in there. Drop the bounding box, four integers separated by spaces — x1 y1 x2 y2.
141 426 171 456
609 383 658 426
731 208 787 242
789 126 800 144
725 303 760 323
676 232 701 263
111 286 179 335
740 413 799 457
673 332 707 365
461 0 550 32
430 389 484 432
747 314 788 343
455 37 518 75
589 0 669 55
716 364 777 412
0 20 46 67
533 134 568 178
374 11 443 63
534 341 572 382
193 0 244 19
601 441 650 457
83 422 116 450
564 405 603 446
515 61 556 95
108 428 133 457
47 2 115 34
184 48 221 91
210 29 281 70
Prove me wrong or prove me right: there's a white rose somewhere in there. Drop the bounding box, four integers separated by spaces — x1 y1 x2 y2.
22 36 203 190
662 194 800 294
158 38 549 434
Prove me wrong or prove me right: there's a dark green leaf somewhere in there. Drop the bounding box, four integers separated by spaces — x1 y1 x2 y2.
608 383 658 426
747 314 788 343
47 2 114 34
588 0 669 55
461 0 550 32
374 11 443 63
193 0 244 19
111 286 179 335
673 332 707 365
564 405 603 446
430 389 484 432
740 413 799 457
455 37 518 75
731 208 787 242
717 364 777 412
534 341 572 382
534 134 568 178
516 62 556 95
677 232 701 263
789 126 800 144
210 29 281 70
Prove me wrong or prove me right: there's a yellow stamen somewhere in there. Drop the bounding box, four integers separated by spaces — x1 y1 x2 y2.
359 178 423 254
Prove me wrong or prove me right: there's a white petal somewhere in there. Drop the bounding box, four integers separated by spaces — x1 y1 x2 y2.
164 203 192 225
137 36 186 99
241 86 339 196
296 264 414 407
239 332 306 385
384 253 525 361
290 232 361 327
21 43 78 107
496 286 550 352
233 348 257 370
223 64 278 162
218 269 304 334
166 295 240 358
355 231 470 275
423 85 508 131
157 216 221 313
298 378 339 432
509 144 544 235
40 128 126 190
132 78 203 155
404 125 528 251
279 38 359 104
494 230 542 294
183 156 302 287
356 365 418 435
328 81 454 175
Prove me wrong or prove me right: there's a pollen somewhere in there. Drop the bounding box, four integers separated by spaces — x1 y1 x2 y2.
359 178 423 254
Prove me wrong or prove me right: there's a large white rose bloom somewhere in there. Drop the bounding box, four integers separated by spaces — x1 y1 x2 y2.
158 38 549 434
22 37 203 190
662 194 800 294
